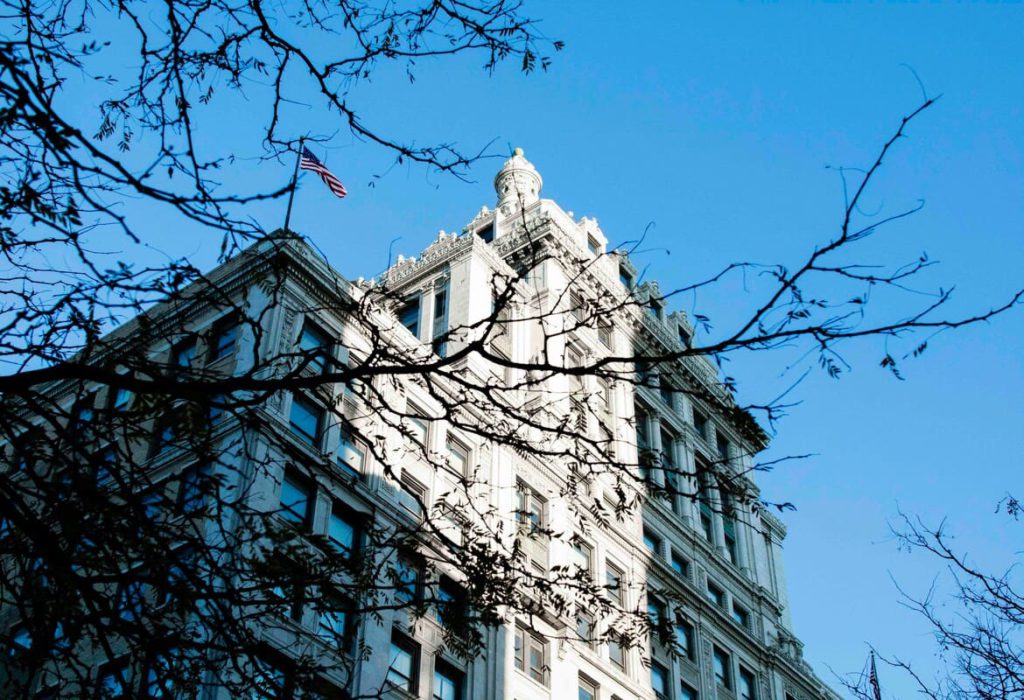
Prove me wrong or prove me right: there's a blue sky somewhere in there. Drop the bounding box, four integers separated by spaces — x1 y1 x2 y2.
94 2 1023 695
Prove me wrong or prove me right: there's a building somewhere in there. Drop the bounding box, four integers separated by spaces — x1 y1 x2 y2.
0 150 840 700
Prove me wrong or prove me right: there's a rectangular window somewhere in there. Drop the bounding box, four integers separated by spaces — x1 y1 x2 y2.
576 612 594 649
515 482 545 533
723 505 739 565
693 410 708 440
171 337 197 370
433 660 463 700
597 323 612 349
318 595 355 654
643 528 662 558
678 325 692 348
732 602 750 629
671 552 689 578
178 462 213 515
675 617 695 660
659 377 674 407
407 414 428 446
607 632 626 671
399 296 421 338
713 647 732 689
398 472 427 517
681 682 699 700
514 626 548 686
706 581 725 608
717 434 731 464
298 322 330 374
587 234 601 255
279 471 311 527
573 539 594 578
661 427 676 471
606 562 623 604
387 630 420 692
698 467 715 544
619 265 634 290
328 504 360 558
651 661 669 700
337 429 366 480
289 394 323 447
739 669 756 700
648 300 663 320
579 675 598 700
435 576 463 626
647 596 665 641
446 437 469 476
569 291 586 322
394 555 423 605
96 658 130 698
476 223 494 243
209 316 239 361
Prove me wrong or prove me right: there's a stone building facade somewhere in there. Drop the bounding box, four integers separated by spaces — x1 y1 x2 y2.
2 150 839 700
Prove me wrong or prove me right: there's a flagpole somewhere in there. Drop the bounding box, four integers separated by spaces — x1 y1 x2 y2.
283 137 304 234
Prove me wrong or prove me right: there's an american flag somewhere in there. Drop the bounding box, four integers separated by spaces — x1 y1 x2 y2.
299 147 348 199
868 653 882 700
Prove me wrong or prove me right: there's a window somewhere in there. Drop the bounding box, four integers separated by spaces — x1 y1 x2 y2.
675 617 695 660
515 482 545 534
476 222 494 243
318 595 355 654
706 581 725 608
298 322 330 374
328 504 360 558
698 467 715 544
717 433 731 464
407 414 428 446
661 427 677 477
579 675 599 700
398 472 427 517
671 552 689 578
587 234 601 255
713 647 732 689
606 562 623 604
619 264 634 290
96 658 130 698
731 603 750 629
289 394 322 447
434 576 463 626
607 632 626 671
387 630 419 692
693 410 708 440
596 378 613 427
651 661 669 700
576 612 594 649
514 626 548 685
647 299 663 320
278 471 311 527
598 323 612 349
446 437 469 476
739 668 756 700
337 429 366 480
643 528 662 558
432 283 449 357
659 377 674 407
209 316 239 361
178 462 213 515
573 539 594 578
723 503 739 565
569 291 586 322
681 682 699 700
171 337 197 370
433 660 463 700
678 325 693 348
398 296 421 338
635 405 651 449
647 596 665 641
394 555 423 605
111 384 132 411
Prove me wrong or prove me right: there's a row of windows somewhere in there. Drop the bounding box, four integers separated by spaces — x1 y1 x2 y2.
388 628 465 700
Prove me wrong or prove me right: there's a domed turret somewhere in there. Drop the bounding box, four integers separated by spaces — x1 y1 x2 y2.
494 147 543 209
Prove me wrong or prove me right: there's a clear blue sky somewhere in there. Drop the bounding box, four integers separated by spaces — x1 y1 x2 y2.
107 2 1024 695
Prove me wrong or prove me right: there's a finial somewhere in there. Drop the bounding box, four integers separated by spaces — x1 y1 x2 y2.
513 147 524 157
